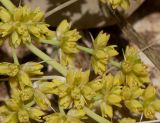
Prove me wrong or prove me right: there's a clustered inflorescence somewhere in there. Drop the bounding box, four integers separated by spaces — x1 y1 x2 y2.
0 1 159 123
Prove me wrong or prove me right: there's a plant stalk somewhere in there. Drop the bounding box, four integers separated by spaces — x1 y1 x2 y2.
40 38 59 46
109 59 121 68
77 45 93 54
0 0 16 12
41 39 94 54
26 43 67 76
84 107 111 123
12 48 19 65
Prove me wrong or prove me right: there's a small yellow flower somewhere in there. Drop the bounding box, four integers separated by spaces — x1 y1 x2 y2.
21 62 43 76
143 86 156 101
34 89 51 110
98 74 122 118
0 91 45 123
91 31 118 75
18 109 29 123
0 6 54 47
144 106 155 119
0 7 11 22
119 117 136 123
125 100 143 113
28 107 45 122
142 86 160 119
44 110 84 123
99 0 130 10
122 86 144 114
20 87 34 101
56 20 81 66
121 46 150 87
0 62 18 77
43 69 100 109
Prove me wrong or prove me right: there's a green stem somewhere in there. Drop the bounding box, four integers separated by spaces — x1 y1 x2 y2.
40 38 59 46
77 45 93 54
41 39 94 54
59 105 65 115
25 43 67 76
109 59 121 68
25 100 36 108
0 0 16 12
84 107 111 123
12 48 19 65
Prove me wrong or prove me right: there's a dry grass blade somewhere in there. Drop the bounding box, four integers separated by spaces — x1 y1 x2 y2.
45 0 78 18
100 3 160 72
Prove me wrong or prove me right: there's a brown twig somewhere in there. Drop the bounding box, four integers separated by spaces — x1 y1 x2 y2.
100 3 160 71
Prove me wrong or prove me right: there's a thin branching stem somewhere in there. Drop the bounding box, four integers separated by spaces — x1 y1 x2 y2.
45 0 78 18
26 43 67 76
84 107 111 123
12 47 19 65
137 120 160 123
0 0 16 12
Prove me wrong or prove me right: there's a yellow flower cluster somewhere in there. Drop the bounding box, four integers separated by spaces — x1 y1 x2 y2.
91 31 118 75
0 90 45 123
119 118 136 123
55 20 81 65
44 109 85 123
38 69 101 109
0 6 54 47
100 0 130 10
121 46 150 87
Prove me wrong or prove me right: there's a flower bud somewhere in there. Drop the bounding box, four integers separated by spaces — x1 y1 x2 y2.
28 107 45 122
125 100 143 113
133 63 148 76
34 89 51 110
122 60 133 73
11 31 21 48
71 87 81 100
0 7 11 22
0 23 12 37
152 100 160 111
0 62 18 77
107 94 121 105
57 20 71 35
100 102 113 118
3 114 18 123
144 106 155 119
18 109 29 123
59 96 72 109
20 87 34 101
17 24 28 35
28 25 40 38
17 70 32 88
94 31 110 49
119 118 136 123
120 0 130 10
74 97 85 109
82 86 95 100
13 7 22 21
143 86 156 101
32 8 44 22
5 98 21 111
21 62 43 76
